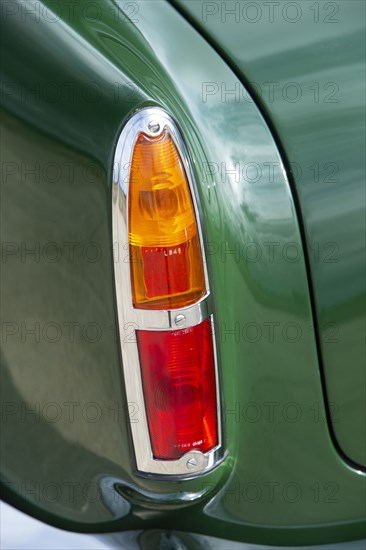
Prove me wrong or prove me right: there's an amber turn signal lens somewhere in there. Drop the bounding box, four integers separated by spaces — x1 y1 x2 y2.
129 128 206 309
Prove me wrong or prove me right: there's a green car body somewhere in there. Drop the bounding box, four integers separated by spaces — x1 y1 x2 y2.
0 0 365 547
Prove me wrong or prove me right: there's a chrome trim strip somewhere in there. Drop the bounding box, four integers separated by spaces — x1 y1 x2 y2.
112 107 223 476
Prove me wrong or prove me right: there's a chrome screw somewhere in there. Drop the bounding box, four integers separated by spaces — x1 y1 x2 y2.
186 458 198 469
148 121 160 134
174 314 186 327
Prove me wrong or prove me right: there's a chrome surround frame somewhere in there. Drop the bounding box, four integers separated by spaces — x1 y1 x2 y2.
112 107 223 476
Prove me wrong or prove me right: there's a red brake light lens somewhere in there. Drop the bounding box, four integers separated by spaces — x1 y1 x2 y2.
137 319 218 460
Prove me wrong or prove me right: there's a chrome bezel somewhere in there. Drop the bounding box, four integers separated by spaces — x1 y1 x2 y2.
112 107 222 476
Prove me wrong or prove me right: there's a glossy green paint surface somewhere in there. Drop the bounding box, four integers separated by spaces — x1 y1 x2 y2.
0 0 365 545
174 0 366 469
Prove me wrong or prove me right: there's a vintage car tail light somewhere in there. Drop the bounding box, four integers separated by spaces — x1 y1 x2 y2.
112 107 222 476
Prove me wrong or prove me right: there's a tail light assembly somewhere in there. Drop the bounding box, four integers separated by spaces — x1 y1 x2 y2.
112 107 223 476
